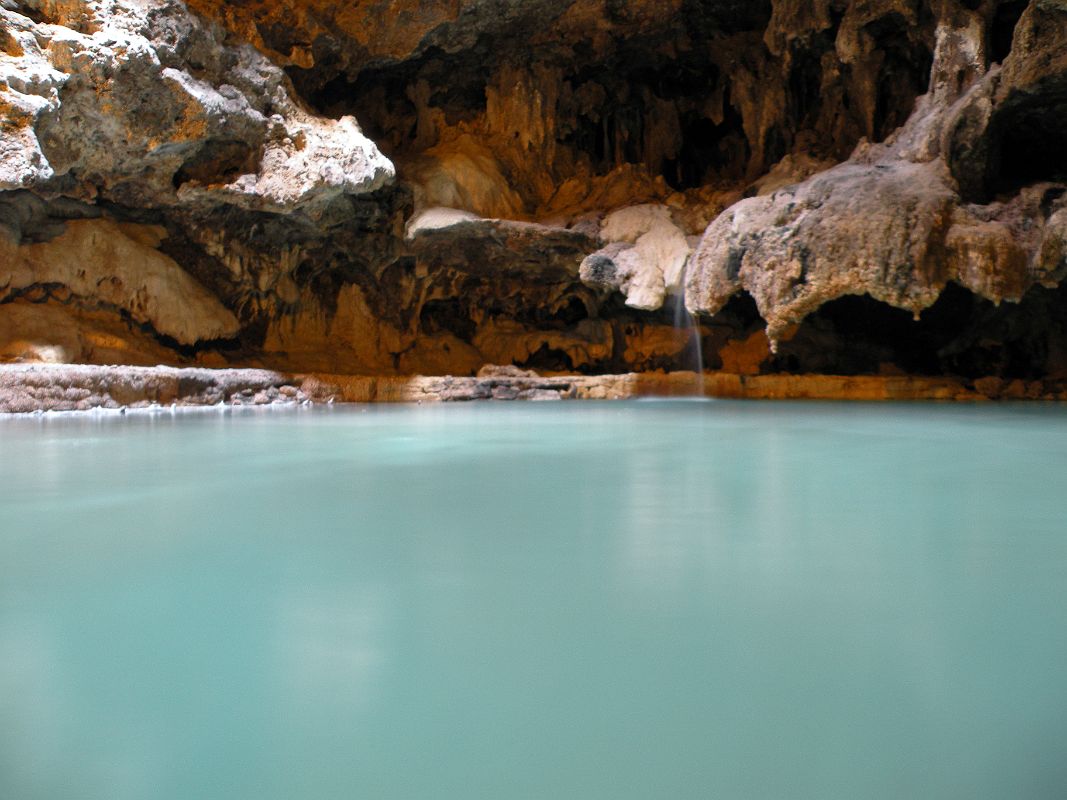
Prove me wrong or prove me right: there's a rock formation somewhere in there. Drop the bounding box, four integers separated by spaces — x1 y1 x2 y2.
2 0 1066 390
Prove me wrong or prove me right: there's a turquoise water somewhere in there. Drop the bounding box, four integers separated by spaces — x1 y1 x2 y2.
2 401 1067 799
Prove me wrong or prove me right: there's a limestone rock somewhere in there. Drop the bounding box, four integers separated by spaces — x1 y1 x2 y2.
476 364 539 379
580 204 692 311
0 302 188 365
0 217 238 344
0 0 393 214
406 207 481 236
687 160 958 341
2 0 1067 387
410 217 597 279
687 3 1067 346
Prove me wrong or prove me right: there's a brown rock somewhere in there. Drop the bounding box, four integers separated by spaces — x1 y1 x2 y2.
1 0 1066 393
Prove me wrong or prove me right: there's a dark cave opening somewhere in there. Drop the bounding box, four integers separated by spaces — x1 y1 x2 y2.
715 292 766 334
282 5 941 205
297 43 493 157
990 0 1028 65
787 45 825 130
547 43 756 190
285 17 803 197
481 293 593 333
866 12 935 142
990 93 1067 197
542 296 591 328
772 292 948 376
519 343 575 372
952 73 1067 203
307 72 375 126
659 102 752 191
420 297 477 341
769 283 1067 379
172 140 261 189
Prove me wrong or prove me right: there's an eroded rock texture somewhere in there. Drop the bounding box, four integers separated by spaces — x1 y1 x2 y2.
2 0 1066 383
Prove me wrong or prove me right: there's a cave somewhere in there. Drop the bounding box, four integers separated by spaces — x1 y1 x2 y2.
989 91 1067 197
786 44 825 131
867 12 935 142
3 0 1067 401
990 0 1028 65
315 43 494 154
768 283 1067 380
283 2 929 215
8 7 1067 796
172 140 261 189
295 28 767 197
419 297 477 340
518 342 576 371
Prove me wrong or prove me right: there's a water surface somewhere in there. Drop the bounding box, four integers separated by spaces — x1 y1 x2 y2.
2 402 1066 799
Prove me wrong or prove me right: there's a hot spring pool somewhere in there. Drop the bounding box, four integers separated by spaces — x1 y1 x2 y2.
2 401 1066 799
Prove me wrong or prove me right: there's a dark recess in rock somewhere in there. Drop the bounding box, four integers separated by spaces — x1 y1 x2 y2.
991 0 1027 65
868 11 934 142
992 92 1067 198
770 284 1067 380
172 140 261 188
0 190 103 244
420 297 477 341
519 343 576 372
284 0 935 206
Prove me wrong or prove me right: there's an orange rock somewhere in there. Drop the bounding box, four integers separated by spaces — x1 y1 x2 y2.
718 330 770 375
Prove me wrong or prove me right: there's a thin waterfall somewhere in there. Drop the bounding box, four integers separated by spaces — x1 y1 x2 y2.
671 287 705 397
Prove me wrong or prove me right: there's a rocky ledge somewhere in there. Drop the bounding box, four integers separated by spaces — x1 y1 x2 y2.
2 1 1067 392
1 364 1062 413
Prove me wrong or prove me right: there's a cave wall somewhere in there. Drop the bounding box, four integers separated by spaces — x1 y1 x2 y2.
1 0 1066 382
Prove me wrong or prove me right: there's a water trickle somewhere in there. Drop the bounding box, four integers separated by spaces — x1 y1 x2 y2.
671 288 705 396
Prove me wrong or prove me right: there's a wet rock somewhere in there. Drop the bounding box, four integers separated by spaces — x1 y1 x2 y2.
8 363 1049 413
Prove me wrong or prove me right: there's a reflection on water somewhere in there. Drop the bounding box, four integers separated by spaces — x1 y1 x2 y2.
276 588 390 709
2 402 1067 799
